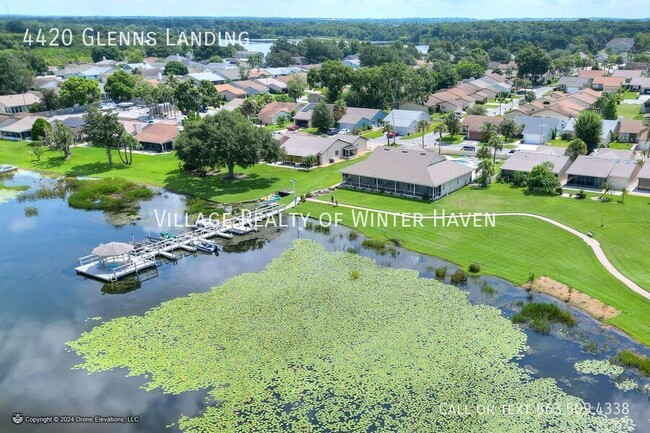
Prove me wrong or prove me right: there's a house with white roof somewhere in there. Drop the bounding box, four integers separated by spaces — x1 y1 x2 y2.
383 110 431 136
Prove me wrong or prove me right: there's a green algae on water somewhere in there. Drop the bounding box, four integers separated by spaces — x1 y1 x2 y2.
68 241 635 433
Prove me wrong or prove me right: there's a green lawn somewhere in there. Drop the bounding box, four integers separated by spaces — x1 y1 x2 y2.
263 124 286 132
617 104 643 120
607 141 634 150
0 140 366 203
297 186 650 344
400 121 440 140
361 129 384 139
441 135 464 144
548 138 570 148
622 91 639 100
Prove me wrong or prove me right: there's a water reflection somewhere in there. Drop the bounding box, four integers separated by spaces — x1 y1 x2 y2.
0 171 648 432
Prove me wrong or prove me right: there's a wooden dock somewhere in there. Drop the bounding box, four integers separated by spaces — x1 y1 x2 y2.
75 202 291 282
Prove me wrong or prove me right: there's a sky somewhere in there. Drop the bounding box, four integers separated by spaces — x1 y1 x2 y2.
0 0 648 19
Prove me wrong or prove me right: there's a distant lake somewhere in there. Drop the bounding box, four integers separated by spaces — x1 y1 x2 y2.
1 170 647 432
246 39 428 56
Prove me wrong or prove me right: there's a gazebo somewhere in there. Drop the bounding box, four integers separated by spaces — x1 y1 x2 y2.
92 242 134 269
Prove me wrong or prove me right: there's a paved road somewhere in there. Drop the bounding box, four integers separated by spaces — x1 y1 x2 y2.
307 198 650 300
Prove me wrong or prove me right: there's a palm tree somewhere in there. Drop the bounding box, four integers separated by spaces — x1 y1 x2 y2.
382 123 394 146
600 181 614 199
619 188 628 204
488 134 505 164
417 120 431 149
434 122 447 154
477 159 495 187
480 122 499 144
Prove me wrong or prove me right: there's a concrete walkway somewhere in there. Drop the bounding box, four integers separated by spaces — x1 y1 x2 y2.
306 198 650 300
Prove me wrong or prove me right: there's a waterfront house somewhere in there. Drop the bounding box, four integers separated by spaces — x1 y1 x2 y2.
282 135 367 166
500 151 572 184
134 123 178 153
566 149 640 189
0 115 41 140
637 162 650 191
340 146 474 199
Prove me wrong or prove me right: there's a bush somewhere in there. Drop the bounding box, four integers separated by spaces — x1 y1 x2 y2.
362 238 387 254
435 266 448 279
614 350 650 376
348 231 359 241
468 263 481 273
450 269 468 285
304 221 314 230
555 186 563 195
24 206 39 217
576 190 587 199
350 270 361 281
480 281 496 295
512 302 577 334
511 171 528 187
313 224 331 234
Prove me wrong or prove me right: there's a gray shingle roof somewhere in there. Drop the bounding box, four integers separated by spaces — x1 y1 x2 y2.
501 152 570 174
340 147 473 187
282 135 362 157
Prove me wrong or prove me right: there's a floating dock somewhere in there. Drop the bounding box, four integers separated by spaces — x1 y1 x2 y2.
75 201 290 282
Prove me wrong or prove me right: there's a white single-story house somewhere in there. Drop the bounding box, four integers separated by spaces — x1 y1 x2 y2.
514 116 562 145
282 135 367 166
340 146 474 199
383 110 431 136
0 93 42 114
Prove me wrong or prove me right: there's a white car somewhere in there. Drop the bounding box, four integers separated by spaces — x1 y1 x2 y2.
338 129 351 135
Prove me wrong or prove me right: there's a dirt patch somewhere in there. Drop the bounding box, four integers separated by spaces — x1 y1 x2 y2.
526 276 619 320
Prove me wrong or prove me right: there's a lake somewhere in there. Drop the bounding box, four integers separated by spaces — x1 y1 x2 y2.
246 39 429 56
0 171 648 432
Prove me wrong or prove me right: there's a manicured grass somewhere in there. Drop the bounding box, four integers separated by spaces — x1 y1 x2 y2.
548 138 570 148
296 198 650 344
263 124 286 132
607 141 633 150
0 140 367 203
617 104 643 120
441 135 464 144
361 129 384 139
326 184 650 293
296 196 650 344
622 91 639 100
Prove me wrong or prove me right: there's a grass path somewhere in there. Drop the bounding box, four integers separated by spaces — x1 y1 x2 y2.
308 198 649 300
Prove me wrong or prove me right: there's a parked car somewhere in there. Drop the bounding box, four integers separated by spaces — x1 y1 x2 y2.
508 149 518 154
326 127 340 135
386 131 400 138
338 128 351 135
461 145 476 152
287 124 300 131
272 130 285 137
